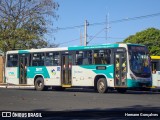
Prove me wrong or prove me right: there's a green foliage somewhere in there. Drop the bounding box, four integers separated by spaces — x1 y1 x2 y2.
0 0 59 52
123 28 160 55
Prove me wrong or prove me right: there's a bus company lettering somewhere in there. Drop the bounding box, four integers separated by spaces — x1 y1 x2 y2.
8 72 15 76
51 69 56 75
36 68 42 72
74 71 83 74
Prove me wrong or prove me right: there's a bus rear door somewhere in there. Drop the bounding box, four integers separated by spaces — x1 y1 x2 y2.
61 52 72 87
19 54 29 84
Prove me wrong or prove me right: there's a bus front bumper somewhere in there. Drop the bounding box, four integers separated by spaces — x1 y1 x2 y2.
127 79 152 88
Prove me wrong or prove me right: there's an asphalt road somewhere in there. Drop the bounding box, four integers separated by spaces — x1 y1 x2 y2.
0 88 160 119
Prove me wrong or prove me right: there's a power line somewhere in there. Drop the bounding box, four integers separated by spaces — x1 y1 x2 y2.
58 35 124 44
55 25 84 31
53 12 160 31
57 37 83 45
88 36 125 39
87 12 160 26
56 12 160 45
87 28 106 44
58 35 124 45
110 12 160 24
87 27 111 44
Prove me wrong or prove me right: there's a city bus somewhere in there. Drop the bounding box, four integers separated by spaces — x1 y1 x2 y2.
151 56 160 90
5 43 152 93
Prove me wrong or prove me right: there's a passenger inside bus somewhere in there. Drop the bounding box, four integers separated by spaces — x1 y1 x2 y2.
152 69 156 74
76 55 83 65
93 53 101 64
143 60 150 73
82 58 89 65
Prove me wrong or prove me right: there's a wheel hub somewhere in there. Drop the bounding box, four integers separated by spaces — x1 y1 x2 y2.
99 82 105 90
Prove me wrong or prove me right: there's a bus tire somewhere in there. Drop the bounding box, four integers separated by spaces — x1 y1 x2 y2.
35 77 47 91
97 78 108 93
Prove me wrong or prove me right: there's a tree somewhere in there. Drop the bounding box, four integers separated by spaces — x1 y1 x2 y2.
123 28 160 55
0 0 59 52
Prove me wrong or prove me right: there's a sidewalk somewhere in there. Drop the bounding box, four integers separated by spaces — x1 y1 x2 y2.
0 83 35 89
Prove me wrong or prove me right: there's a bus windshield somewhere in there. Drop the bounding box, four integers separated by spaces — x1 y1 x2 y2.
128 45 151 77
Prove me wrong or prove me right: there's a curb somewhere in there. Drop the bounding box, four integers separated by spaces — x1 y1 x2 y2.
0 85 7 88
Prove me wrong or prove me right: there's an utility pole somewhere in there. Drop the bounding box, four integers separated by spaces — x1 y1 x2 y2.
84 20 89 46
106 13 109 43
80 29 82 46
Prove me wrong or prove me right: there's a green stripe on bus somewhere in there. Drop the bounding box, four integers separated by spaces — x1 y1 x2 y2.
68 44 119 50
127 79 152 87
27 67 50 78
79 65 114 78
18 50 29 54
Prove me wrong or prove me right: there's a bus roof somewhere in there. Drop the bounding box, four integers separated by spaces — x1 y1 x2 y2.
6 47 68 54
6 43 146 54
151 56 160 60
68 43 145 50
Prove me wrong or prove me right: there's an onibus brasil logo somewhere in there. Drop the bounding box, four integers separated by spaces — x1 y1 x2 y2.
51 69 56 75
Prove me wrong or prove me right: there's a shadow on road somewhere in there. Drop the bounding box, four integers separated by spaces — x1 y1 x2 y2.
6 87 160 94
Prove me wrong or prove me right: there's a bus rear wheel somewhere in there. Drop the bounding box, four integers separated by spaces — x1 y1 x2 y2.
35 77 48 91
97 78 108 93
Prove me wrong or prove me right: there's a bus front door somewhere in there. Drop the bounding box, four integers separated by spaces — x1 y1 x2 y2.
61 54 72 86
114 52 127 87
19 54 29 84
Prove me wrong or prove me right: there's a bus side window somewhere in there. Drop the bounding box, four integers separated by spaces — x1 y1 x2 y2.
77 57 83 65
93 53 101 64
93 49 111 65
82 58 89 65
105 49 111 64
32 53 44 66
7 54 18 67
83 50 92 65
76 51 83 65
45 52 59 66
76 50 92 65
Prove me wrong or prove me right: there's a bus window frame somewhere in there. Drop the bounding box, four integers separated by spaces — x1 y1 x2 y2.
31 52 45 66
74 48 114 65
45 51 60 66
74 50 93 65
151 59 160 74
93 49 112 65
6 53 19 67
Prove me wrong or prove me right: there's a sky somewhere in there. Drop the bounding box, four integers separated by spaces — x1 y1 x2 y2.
48 0 160 47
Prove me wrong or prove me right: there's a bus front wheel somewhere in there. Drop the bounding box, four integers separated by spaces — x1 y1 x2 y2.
35 77 47 91
97 78 108 93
